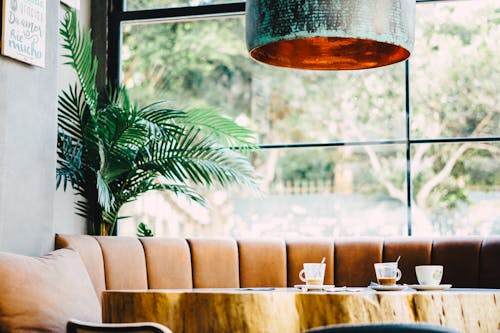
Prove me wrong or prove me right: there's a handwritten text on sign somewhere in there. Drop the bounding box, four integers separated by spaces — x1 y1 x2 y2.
1 0 46 67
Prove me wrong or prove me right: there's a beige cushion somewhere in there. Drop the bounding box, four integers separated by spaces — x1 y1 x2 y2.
0 248 101 333
55 234 106 300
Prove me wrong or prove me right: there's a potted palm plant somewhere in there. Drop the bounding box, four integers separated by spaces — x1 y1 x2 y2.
56 10 258 236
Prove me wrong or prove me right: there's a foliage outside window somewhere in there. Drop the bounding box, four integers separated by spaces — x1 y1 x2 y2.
117 0 499 238
126 0 233 11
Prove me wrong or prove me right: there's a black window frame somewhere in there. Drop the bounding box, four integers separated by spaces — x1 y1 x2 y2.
105 0 500 236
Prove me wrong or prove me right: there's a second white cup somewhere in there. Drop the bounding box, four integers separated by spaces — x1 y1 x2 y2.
415 265 443 285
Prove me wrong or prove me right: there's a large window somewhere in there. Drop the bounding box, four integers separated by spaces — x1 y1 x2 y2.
113 0 499 238
121 18 406 144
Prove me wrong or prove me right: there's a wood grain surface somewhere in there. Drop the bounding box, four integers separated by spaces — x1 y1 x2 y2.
102 289 500 333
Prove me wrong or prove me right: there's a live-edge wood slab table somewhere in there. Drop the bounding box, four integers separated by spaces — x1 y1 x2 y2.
102 288 500 333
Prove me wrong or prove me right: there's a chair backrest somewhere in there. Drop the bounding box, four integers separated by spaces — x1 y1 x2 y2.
305 323 460 333
67 319 171 333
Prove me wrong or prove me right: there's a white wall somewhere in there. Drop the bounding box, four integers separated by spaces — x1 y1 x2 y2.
0 1 91 255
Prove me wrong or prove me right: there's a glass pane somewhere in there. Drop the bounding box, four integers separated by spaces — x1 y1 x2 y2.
411 0 500 139
411 142 500 236
125 0 233 11
118 145 407 238
121 18 406 145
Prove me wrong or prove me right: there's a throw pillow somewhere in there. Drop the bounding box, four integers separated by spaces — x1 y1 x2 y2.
0 248 101 333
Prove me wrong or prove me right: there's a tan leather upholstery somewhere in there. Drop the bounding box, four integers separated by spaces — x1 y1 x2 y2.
383 238 432 285
479 236 500 288
140 237 193 289
0 249 101 333
432 237 482 287
95 236 148 290
52 235 500 291
335 238 383 287
286 239 334 287
14 236 499 333
55 234 106 299
188 238 239 288
238 239 287 287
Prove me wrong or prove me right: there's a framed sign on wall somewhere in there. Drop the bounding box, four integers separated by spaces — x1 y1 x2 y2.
1 0 47 67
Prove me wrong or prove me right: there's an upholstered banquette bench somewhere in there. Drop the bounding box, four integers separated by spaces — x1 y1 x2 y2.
1 235 499 332
55 235 500 298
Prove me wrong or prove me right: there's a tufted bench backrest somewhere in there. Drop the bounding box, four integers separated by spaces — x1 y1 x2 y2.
55 235 500 299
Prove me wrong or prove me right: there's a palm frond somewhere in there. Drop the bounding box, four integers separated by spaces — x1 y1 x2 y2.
115 172 157 204
95 106 151 183
102 208 121 235
96 171 115 212
74 195 104 236
137 222 154 237
138 102 186 137
57 131 84 191
60 9 98 114
58 82 102 176
75 199 91 219
183 108 257 148
139 127 258 190
58 84 92 141
117 169 207 207
138 101 186 122
154 183 207 207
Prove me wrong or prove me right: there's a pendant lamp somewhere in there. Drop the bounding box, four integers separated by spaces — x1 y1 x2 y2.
246 0 416 70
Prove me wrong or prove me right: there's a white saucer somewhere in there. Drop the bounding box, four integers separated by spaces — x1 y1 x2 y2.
324 286 364 292
408 284 452 291
370 284 406 291
294 284 335 291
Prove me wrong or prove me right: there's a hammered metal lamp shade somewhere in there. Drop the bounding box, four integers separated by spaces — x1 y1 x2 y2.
246 0 416 70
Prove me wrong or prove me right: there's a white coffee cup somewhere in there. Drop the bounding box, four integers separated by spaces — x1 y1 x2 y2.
299 263 326 285
415 265 443 285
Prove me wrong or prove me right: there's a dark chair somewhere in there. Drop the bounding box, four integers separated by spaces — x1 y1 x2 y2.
67 319 171 333
305 323 460 333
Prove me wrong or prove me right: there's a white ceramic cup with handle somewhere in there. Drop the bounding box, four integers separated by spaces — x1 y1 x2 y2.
299 263 326 285
415 265 443 285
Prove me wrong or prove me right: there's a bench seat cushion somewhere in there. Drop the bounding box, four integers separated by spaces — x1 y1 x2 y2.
188 238 239 288
0 248 101 333
383 238 432 285
286 239 334 287
479 237 500 288
140 237 193 289
334 238 383 287
238 239 287 287
95 236 148 290
432 237 482 287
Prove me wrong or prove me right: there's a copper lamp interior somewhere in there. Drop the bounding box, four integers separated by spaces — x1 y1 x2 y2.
246 0 416 70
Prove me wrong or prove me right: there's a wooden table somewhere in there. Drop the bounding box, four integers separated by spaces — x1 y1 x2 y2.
102 288 500 333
